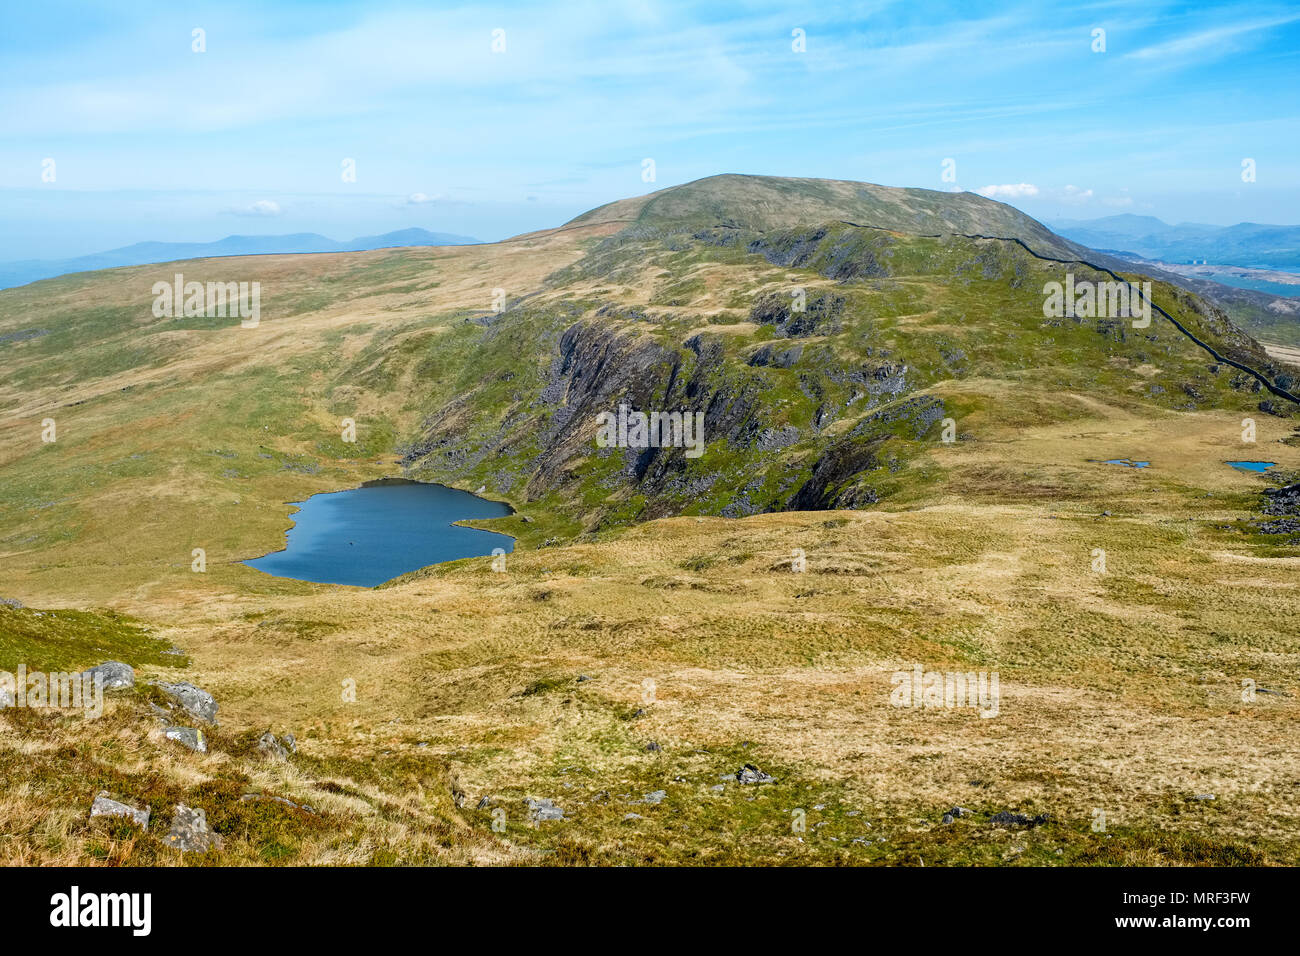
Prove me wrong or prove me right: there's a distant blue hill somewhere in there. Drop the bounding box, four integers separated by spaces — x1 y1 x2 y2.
1051 214 1300 270
0 228 481 290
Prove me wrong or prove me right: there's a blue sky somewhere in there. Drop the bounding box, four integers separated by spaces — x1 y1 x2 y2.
1 0 1298 259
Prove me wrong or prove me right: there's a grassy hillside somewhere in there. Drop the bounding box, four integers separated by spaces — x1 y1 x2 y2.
573 174 1086 258
0 176 1297 865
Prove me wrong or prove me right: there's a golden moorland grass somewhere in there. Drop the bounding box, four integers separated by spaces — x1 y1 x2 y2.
0 222 1297 866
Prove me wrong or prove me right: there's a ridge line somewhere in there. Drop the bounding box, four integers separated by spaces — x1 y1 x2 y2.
833 221 1300 406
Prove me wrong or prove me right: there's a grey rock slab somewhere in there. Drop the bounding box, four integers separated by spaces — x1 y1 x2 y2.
90 792 150 829
164 726 207 753
81 661 134 690
163 805 223 853
154 681 218 724
525 797 565 822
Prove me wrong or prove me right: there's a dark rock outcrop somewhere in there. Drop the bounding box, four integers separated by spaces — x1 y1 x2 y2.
989 810 1050 828
749 290 845 338
735 763 775 785
1263 482 1300 517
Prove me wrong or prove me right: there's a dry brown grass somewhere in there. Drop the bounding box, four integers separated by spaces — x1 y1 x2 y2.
1 228 1297 865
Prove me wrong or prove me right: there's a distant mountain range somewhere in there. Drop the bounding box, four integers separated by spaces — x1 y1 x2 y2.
1051 214 1300 270
0 228 480 290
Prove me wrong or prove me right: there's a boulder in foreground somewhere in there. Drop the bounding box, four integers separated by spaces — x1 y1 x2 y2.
154 681 218 724
82 661 134 690
90 792 150 829
163 805 223 852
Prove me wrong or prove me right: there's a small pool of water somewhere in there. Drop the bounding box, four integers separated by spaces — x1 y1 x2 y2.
1194 274 1300 298
1227 460 1277 473
1099 458 1150 468
244 478 513 587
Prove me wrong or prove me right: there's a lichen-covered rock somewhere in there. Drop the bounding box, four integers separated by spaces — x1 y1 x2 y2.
164 726 207 753
81 661 134 690
257 731 289 761
163 805 223 853
154 681 218 724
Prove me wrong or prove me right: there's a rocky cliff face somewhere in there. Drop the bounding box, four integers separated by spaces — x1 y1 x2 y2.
400 294 943 527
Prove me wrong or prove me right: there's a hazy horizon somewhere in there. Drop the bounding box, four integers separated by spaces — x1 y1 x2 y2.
4 180 1300 266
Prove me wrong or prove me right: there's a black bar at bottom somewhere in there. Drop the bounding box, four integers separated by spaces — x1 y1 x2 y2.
2 865 1285 942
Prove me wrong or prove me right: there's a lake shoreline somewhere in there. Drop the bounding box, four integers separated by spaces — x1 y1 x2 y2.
243 477 517 587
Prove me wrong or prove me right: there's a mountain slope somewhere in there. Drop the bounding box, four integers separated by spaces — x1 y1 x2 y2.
4 174 1293 540
575 175 1300 347
573 174 1086 259
1 175 1298 867
397 203 1294 529
0 228 481 291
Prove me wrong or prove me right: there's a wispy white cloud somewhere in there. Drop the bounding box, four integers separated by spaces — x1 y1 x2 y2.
1 0 1297 245
228 199 282 217
1126 12 1300 63
978 183 1039 199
